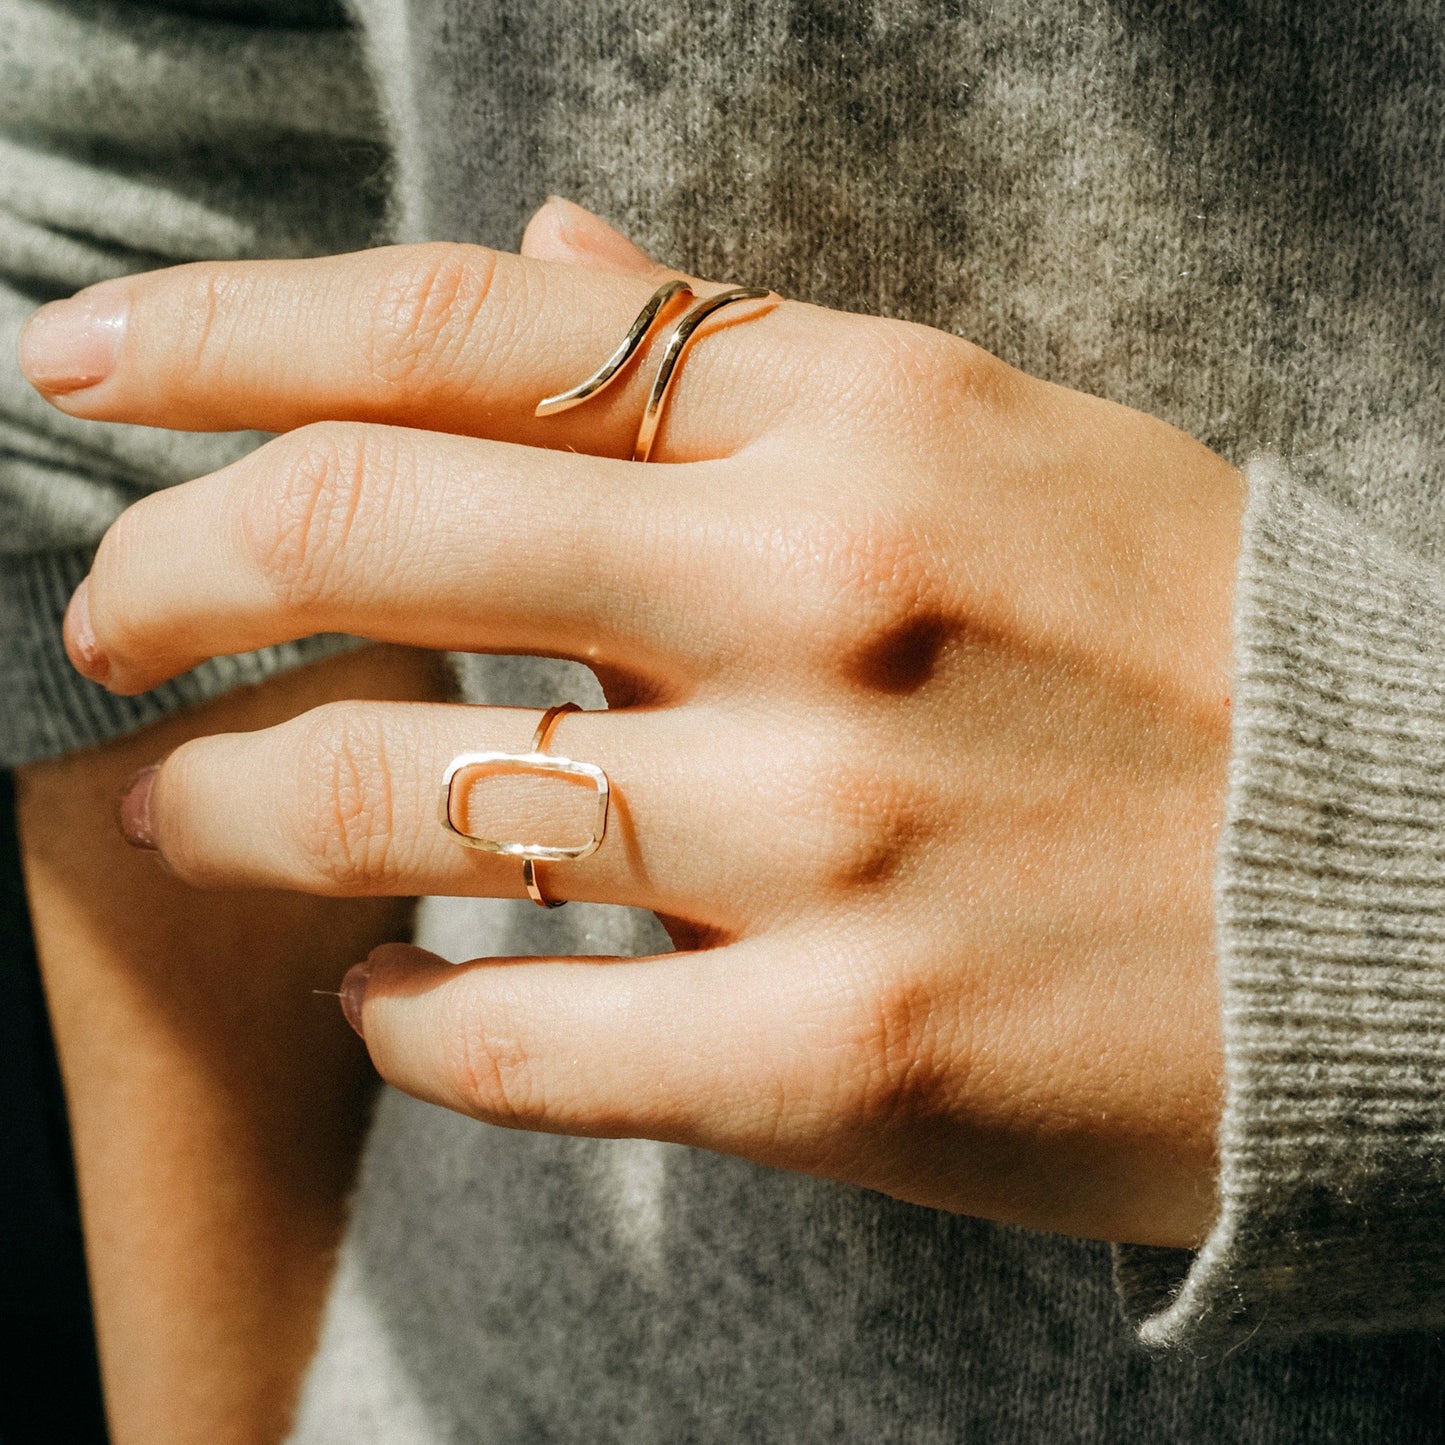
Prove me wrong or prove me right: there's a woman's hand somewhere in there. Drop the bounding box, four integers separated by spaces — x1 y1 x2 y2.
20 200 1243 1248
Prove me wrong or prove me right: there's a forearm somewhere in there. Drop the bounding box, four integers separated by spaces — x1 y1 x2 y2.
16 643 445 1445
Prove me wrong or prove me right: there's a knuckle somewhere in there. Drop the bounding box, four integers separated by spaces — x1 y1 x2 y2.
860 317 1004 415
827 514 931 614
759 738 932 895
441 990 543 1125
287 703 398 891
164 265 254 386
239 423 381 614
830 959 955 1132
787 510 946 666
812 762 933 890
366 243 499 394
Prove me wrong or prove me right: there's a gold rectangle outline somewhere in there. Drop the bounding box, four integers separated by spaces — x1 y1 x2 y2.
439 750 610 862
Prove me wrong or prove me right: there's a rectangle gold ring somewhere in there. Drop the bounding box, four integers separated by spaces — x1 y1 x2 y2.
438 750 610 862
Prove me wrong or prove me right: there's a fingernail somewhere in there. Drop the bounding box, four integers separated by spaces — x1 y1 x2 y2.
18 285 128 394
65 578 109 683
340 958 374 1039
546 196 655 270
117 765 159 850
545 194 580 245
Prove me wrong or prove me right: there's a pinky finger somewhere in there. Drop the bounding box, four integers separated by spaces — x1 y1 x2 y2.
346 938 844 1161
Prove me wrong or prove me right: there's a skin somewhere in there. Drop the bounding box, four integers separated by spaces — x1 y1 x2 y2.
16 643 444 1445
20 197 1243 1257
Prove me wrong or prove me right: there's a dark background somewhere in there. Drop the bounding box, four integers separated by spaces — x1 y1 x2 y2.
0 770 109 1442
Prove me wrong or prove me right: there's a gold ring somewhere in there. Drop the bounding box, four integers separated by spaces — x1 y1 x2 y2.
534 281 692 417
536 281 776 461
439 703 610 909
630 286 772 461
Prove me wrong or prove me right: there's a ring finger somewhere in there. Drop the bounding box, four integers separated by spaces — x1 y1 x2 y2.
129 699 798 931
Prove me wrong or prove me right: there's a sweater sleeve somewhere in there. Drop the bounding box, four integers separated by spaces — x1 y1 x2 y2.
1114 456 1445 1348
0 0 389 768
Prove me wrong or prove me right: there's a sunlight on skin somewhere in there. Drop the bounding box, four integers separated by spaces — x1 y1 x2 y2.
19 198 1240 1294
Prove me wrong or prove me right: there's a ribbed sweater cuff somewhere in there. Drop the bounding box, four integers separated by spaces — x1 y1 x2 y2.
2 547 362 767
1115 457 1445 1348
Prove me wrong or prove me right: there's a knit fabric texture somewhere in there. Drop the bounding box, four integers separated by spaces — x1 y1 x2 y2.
0 0 388 764
5 0 1445 1439
1117 459 1445 1346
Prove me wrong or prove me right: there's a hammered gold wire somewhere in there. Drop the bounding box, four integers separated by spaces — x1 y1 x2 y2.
630 286 772 461
523 703 582 908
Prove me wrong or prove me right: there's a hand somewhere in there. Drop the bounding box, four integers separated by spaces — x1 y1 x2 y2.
20 199 1243 1248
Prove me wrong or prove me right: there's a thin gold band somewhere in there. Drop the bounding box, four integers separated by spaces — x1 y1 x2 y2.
632 286 772 461
522 703 581 908
534 281 692 417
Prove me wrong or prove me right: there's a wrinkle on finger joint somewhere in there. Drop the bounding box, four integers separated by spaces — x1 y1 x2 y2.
365 243 500 398
290 704 400 893
239 424 388 617
444 987 545 1127
162 266 261 392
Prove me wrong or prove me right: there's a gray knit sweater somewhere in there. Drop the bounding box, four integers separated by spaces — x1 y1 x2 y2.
5 1 1445 1439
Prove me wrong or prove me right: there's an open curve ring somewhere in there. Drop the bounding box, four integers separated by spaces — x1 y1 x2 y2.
535 279 777 461
439 703 610 908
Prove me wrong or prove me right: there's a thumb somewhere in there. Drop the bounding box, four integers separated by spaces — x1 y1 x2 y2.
520 196 660 276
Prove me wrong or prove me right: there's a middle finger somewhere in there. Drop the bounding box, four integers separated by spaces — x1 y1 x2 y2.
78 424 744 696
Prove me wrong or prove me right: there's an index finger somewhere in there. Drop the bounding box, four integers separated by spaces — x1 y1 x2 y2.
18 244 806 462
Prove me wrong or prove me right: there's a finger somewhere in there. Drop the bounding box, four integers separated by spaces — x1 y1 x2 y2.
519 196 660 277
75 423 738 695
349 938 1220 1245
124 702 785 927
346 939 847 1171
19 241 805 462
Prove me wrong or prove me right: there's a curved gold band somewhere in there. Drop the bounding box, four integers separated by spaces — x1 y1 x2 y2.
631 286 772 461
438 701 610 910
534 281 693 417
534 280 776 461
